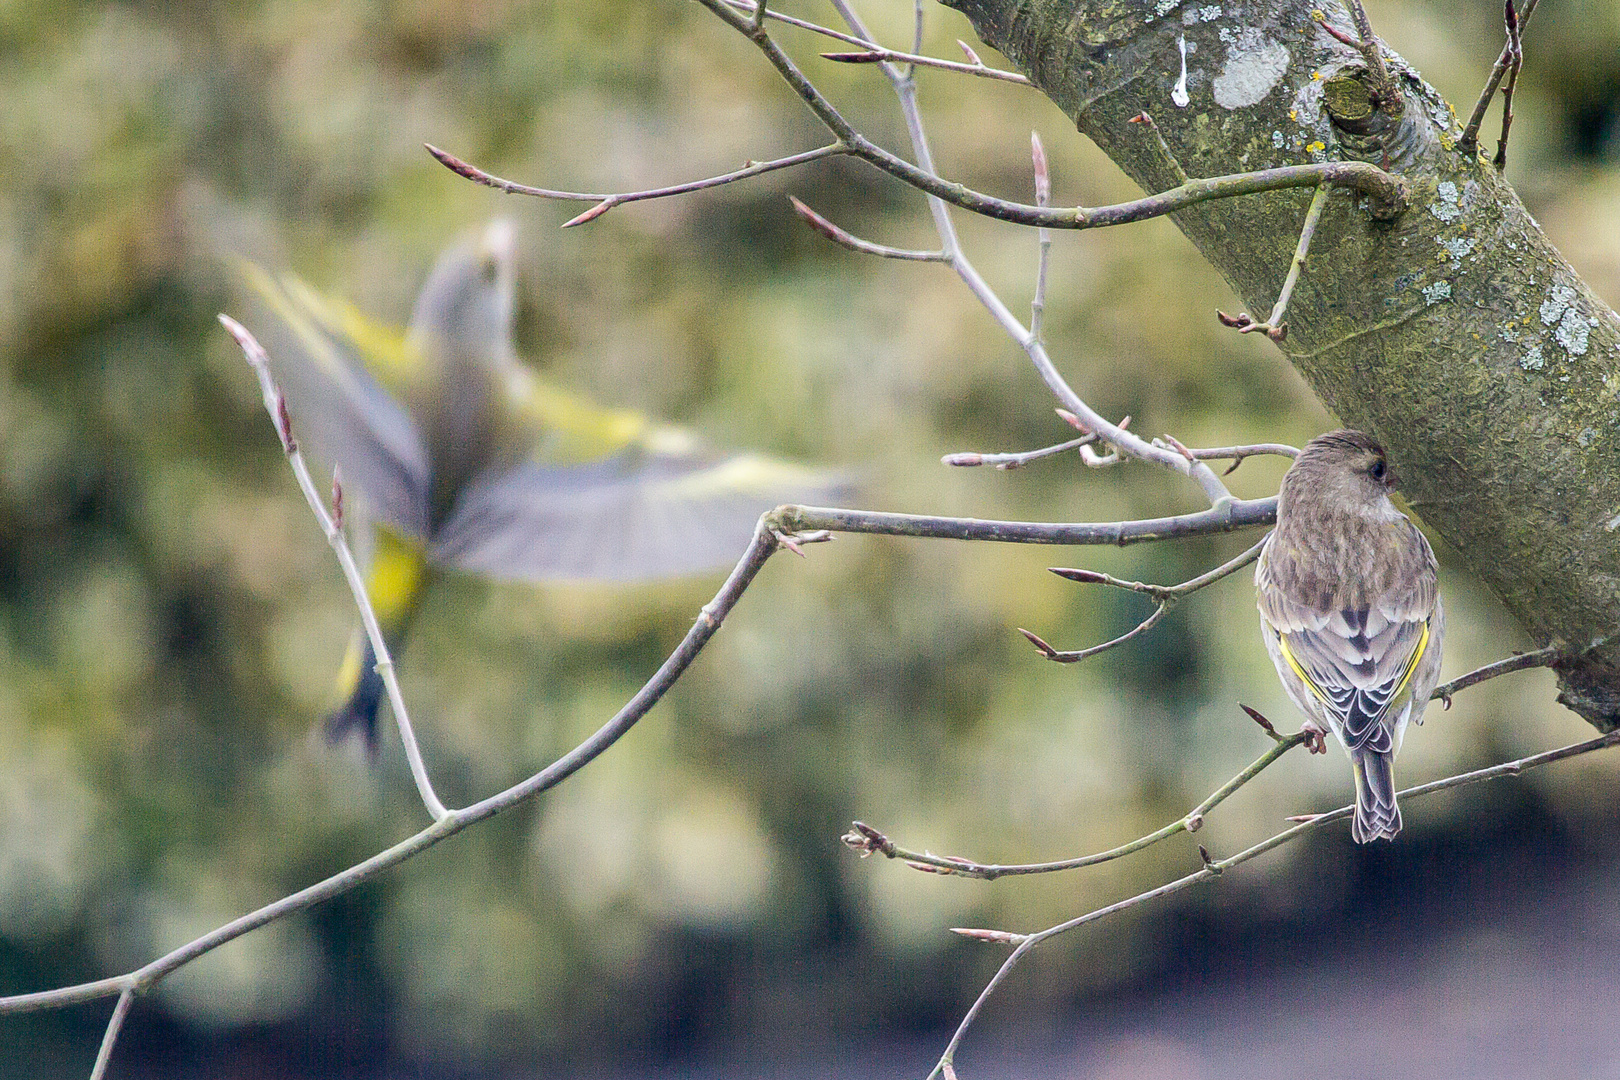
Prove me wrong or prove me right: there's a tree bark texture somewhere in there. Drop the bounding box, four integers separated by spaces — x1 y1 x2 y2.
943 0 1620 729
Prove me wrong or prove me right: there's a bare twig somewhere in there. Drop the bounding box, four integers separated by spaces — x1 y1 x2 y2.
773 499 1277 547
719 0 1026 89
1431 643 1562 707
846 718 1313 879
219 315 449 822
819 47 1030 84
1048 535 1267 603
433 0 1402 505
1030 131 1053 343
924 726 1620 1079
942 435 1092 470
718 0 1028 84
1215 183 1331 341
1492 0 1523 169
1026 536 1265 662
718 0 900 51
1459 0 1540 156
788 197 946 261
434 139 1402 235
1019 606 1169 663
1176 441 1300 475
943 415 1137 470
0 517 786 1018
88 990 134 1080
426 142 848 225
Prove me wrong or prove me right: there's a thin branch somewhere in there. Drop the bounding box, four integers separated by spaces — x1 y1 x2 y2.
718 0 891 50
425 142 848 223
942 434 1095 470
943 415 1135 470
1025 536 1266 663
1459 0 1539 155
926 726 1620 1078
773 499 1277 547
88 990 134 1080
433 141 1402 238
0 520 786 1017
718 0 1026 88
789 197 947 261
219 315 449 822
1215 182 1331 341
819 47 1030 85
1020 604 1169 663
1178 441 1300 475
846 717 1312 880
1431 643 1562 707
1492 0 1523 169
1048 535 1267 603
1029 131 1053 343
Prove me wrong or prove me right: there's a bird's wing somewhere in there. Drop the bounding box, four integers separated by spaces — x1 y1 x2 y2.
237 261 433 539
430 448 851 582
1258 530 1440 753
1275 611 1433 753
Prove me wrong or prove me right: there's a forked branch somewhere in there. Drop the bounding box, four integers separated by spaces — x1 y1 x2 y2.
1458 0 1540 158
844 709 1313 879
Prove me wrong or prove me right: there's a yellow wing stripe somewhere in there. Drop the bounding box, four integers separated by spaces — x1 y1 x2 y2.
1275 617 1432 712
365 529 428 625
1388 618 1433 705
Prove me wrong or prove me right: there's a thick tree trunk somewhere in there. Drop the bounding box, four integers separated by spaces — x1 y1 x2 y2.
943 0 1620 729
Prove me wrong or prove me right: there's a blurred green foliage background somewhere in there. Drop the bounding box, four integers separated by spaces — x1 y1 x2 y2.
2 0 1620 1076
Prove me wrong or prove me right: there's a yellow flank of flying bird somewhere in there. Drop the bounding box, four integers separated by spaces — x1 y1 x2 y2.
240 220 847 749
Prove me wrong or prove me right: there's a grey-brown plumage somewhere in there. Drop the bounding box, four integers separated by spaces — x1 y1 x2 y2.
1256 430 1444 843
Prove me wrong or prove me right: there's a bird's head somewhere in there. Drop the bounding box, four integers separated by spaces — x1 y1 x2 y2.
405 219 518 365
1282 428 1400 518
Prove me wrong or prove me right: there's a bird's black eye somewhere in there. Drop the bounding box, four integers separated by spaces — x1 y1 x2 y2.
1369 459 1387 481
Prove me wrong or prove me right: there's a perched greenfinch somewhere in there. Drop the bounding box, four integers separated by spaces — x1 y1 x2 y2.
241 220 845 749
1255 430 1444 842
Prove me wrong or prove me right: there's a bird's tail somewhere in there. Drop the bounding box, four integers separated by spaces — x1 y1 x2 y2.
1350 749 1402 843
324 636 387 753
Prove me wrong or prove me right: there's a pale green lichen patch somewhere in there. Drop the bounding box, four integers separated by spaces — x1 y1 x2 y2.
1540 284 1596 356
1430 180 1461 222
1422 280 1451 305
1540 284 1577 325
1212 27 1289 109
1437 235 1476 267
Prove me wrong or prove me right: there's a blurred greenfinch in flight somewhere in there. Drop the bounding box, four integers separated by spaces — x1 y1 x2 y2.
1255 430 1444 843
241 220 845 749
